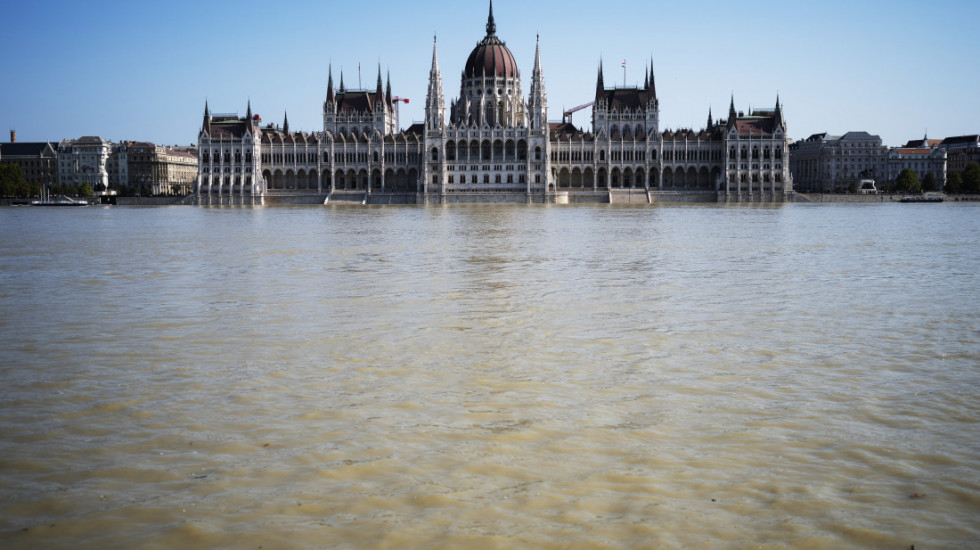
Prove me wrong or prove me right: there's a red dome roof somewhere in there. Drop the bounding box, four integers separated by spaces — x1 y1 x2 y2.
464 37 518 79
463 2 518 79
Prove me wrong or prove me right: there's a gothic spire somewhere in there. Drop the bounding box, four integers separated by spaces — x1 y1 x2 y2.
649 57 657 98
425 35 445 130
486 0 496 37
339 71 345 93
727 95 737 128
376 63 383 96
596 58 604 95
385 69 392 104
774 94 784 130
202 99 211 134
707 107 713 130
283 111 289 133
326 64 334 104
530 33 547 130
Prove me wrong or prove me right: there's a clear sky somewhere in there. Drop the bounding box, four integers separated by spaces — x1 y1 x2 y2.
1 0 977 147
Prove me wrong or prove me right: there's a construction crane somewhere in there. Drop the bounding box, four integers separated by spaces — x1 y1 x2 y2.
391 96 409 129
562 101 594 124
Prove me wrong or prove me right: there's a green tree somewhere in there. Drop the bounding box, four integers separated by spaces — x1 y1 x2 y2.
922 173 937 192
964 162 980 194
79 182 93 196
896 168 921 193
0 163 27 197
946 172 963 194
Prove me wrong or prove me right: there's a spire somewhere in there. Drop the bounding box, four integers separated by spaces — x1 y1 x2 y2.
339 71 345 93
644 65 649 90
385 69 392 105
202 99 211 134
425 35 445 131
649 58 657 98
486 0 496 37
707 107 713 130
376 63 383 96
727 95 737 128
246 99 252 119
326 64 335 104
530 33 547 130
773 94 784 130
283 111 289 133
596 58 604 95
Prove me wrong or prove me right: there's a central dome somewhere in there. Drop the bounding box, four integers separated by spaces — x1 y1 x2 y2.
463 2 518 79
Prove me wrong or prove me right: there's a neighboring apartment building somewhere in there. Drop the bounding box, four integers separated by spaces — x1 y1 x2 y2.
885 146 946 189
122 141 199 195
0 131 59 187
57 136 112 190
937 134 980 174
788 131 887 192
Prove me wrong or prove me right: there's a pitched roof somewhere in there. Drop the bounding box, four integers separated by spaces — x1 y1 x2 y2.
596 87 655 111
0 142 57 157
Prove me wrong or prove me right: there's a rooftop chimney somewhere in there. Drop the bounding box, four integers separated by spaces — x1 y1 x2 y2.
10 130 15 143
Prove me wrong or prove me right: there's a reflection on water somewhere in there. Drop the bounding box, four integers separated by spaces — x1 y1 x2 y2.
0 203 978 549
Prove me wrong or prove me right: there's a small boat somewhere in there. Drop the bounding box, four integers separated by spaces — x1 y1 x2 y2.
901 193 944 203
32 195 89 207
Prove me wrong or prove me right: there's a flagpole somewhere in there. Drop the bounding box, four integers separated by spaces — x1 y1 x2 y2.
622 60 626 87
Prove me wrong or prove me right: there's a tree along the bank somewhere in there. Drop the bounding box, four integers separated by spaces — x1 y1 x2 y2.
922 173 937 192
946 172 963 194
896 168 922 193
0 163 29 197
964 162 980 194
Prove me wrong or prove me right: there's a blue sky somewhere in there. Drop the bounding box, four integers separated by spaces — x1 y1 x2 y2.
1 0 977 147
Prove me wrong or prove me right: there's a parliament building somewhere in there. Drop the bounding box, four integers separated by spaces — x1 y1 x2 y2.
195 3 792 204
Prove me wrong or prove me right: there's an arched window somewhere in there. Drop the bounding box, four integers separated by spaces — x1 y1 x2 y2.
599 150 605 161
373 151 379 162
431 147 439 161
534 146 542 161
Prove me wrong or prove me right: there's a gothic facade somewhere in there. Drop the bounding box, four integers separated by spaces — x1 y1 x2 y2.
195 3 791 204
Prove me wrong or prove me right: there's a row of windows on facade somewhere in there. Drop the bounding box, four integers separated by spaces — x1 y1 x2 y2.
446 174 527 184
730 172 784 183
729 163 783 171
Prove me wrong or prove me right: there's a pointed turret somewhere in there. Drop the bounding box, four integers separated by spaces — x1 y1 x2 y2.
326 64 335 105
529 33 548 131
727 95 737 127
283 111 289 134
425 35 445 131
644 65 649 90
202 100 211 134
376 64 383 97
773 95 784 130
596 59 604 97
246 100 253 130
385 70 392 105
339 71 345 93
707 107 713 131
649 58 657 98
486 0 496 37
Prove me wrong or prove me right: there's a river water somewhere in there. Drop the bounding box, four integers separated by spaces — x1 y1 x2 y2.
0 203 978 549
